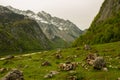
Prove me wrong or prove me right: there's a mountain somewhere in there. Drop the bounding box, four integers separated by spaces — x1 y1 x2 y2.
0 5 52 52
73 0 120 46
7 6 82 45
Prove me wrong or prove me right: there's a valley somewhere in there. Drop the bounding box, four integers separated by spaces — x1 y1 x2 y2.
0 41 120 80
0 0 120 80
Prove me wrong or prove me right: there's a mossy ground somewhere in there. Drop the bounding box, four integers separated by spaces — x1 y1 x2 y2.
0 41 120 80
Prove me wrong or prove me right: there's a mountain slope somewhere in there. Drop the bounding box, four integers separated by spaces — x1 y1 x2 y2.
7 6 82 43
73 0 120 46
0 5 51 52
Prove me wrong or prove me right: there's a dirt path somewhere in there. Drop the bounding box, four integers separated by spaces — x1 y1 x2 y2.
0 52 42 61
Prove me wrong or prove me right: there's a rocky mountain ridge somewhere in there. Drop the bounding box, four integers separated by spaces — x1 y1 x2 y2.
7 6 82 42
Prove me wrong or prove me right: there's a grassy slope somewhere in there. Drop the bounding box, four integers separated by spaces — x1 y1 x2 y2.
73 0 120 46
0 41 120 80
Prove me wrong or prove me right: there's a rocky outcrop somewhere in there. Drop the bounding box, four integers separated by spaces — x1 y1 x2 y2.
1 69 24 80
93 57 106 70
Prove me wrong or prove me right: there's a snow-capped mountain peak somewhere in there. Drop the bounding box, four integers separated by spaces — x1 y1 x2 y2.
6 6 82 42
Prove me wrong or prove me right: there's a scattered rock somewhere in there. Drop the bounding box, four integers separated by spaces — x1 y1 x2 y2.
73 55 77 58
44 71 59 78
50 71 59 75
85 53 98 66
86 53 97 60
41 61 51 66
108 65 112 68
84 44 91 50
102 67 108 72
86 59 94 66
55 53 62 59
1 69 24 80
0 68 7 73
67 76 77 80
59 62 78 71
44 73 53 78
93 57 106 70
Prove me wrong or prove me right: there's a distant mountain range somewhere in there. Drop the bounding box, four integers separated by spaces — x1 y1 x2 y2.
0 5 82 52
7 6 82 42
73 0 120 46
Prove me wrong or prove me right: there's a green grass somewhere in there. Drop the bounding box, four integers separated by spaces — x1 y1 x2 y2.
0 41 120 80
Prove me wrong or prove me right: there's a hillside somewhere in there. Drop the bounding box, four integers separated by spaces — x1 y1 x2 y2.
0 41 120 80
0 5 51 52
73 0 120 46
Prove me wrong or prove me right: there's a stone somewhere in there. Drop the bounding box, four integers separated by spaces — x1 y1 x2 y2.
86 53 97 60
84 44 91 50
102 67 108 72
2 69 24 80
55 53 62 59
85 53 98 66
44 71 59 78
0 68 6 73
59 62 78 71
93 57 106 70
44 74 53 78
109 65 112 68
67 76 77 80
41 61 51 66
74 55 77 58
50 71 59 75
88 60 95 66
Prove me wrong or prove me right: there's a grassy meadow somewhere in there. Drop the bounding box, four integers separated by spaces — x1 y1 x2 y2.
0 41 120 80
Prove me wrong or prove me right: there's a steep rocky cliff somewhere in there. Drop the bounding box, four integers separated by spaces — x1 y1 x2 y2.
73 0 120 46
0 5 51 52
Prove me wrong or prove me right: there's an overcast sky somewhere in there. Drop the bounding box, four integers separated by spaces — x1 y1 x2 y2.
0 0 104 30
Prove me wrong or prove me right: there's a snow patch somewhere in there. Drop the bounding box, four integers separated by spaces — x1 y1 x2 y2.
58 27 63 31
40 20 48 24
